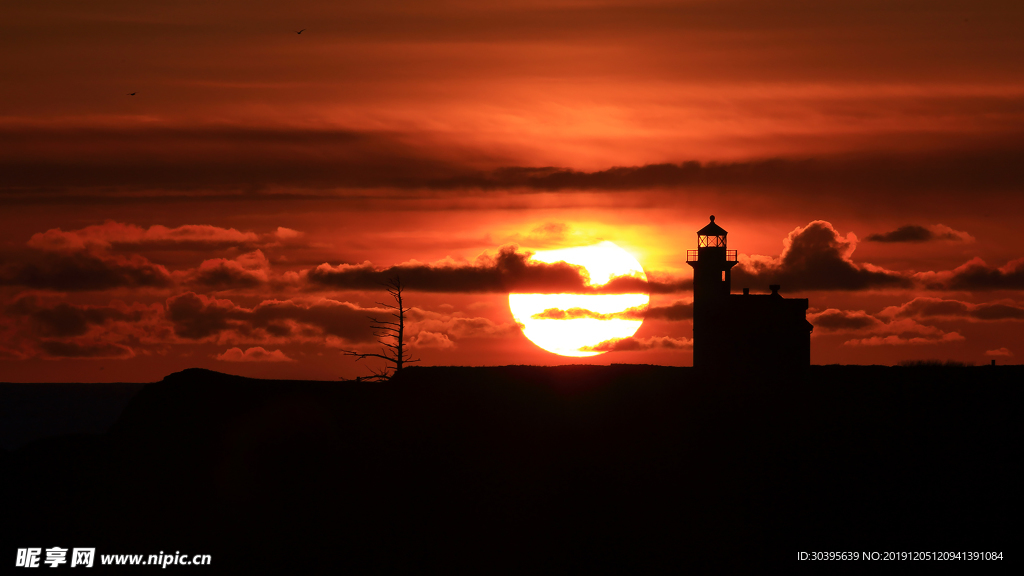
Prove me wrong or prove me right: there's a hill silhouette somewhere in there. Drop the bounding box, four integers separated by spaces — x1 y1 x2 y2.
5 365 1022 571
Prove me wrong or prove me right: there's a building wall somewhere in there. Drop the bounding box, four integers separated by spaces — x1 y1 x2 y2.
693 294 811 371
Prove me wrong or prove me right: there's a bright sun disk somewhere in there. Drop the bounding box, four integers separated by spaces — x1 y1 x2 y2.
508 241 649 357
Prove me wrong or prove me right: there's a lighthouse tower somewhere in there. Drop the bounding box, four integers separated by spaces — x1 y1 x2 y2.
686 216 738 368
687 215 737 301
686 216 812 372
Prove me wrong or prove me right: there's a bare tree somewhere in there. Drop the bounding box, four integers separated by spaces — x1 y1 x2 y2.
342 276 419 380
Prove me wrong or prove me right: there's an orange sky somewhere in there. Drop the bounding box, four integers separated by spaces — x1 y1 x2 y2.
2 0 1023 381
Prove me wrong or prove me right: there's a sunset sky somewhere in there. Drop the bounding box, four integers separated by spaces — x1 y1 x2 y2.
2 0 1023 382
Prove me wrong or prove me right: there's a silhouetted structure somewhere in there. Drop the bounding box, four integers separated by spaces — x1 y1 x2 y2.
687 216 812 371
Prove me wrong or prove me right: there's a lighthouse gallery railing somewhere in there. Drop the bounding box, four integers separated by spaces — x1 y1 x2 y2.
686 249 737 263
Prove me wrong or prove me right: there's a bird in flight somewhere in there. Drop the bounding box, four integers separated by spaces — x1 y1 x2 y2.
295 29 306 34
127 92 136 96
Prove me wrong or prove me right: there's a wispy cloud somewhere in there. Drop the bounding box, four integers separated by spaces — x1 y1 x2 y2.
215 346 294 362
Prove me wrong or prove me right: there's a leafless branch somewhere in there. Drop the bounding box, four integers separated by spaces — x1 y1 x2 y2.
340 276 420 381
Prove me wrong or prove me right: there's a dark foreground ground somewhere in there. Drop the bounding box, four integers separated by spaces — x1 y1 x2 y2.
3 365 1022 572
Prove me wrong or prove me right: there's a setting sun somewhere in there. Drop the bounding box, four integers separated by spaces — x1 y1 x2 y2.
509 241 649 356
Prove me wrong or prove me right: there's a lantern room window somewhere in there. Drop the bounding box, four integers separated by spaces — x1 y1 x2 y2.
698 234 727 247
696 215 728 248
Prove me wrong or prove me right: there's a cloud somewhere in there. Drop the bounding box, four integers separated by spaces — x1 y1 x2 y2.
732 220 910 291
529 306 647 321
499 222 607 251
27 221 259 252
0 250 173 291
36 340 136 359
1 295 170 360
806 306 965 345
164 292 378 343
0 346 29 361
984 347 1012 357
441 152 1024 195
411 331 455 349
8 122 1023 210
644 301 693 321
844 332 965 346
0 126 472 195
407 308 520 340
580 335 692 352
841 318 964 346
865 224 974 243
164 293 240 340
808 308 885 332
526 303 693 321
274 227 303 240
308 245 689 295
623 274 692 294
309 244 621 294
7 299 144 338
185 250 270 290
917 257 1024 291
1 292 393 361
502 222 573 248
969 303 1024 320
877 297 1024 321
2 223 302 294
307 246 581 293
215 347 294 362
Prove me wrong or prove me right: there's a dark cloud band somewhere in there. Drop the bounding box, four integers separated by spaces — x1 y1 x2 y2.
306 245 676 294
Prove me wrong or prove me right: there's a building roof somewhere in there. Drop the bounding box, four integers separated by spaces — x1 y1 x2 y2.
698 215 727 237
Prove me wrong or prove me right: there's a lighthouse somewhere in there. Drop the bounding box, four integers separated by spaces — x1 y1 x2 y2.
688 215 737 301
686 216 813 371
